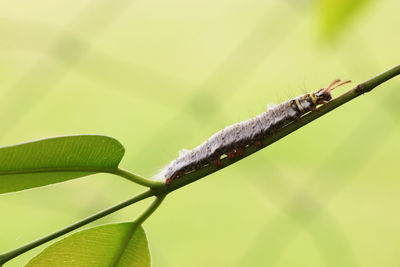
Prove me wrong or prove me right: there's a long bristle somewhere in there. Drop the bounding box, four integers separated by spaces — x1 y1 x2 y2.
331 80 351 91
323 79 341 93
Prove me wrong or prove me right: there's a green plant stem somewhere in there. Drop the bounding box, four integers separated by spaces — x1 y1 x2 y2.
0 167 163 189
0 189 156 266
109 195 166 266
134 195 166 225
112 168 164 188
1 65 399 266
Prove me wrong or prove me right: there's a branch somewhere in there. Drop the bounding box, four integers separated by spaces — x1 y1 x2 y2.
134 195 166 225
112 168 164 188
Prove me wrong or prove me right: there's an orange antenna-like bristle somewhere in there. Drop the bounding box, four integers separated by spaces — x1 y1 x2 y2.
323 79 341 93
331 80 351 91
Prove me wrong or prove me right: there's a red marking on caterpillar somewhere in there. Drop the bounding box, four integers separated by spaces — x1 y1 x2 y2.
254 140 263 148
154 79 351 185
227 151 235 159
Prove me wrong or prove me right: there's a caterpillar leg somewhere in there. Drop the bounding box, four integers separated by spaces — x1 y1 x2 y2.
227 150 235 159
213 158 223 167
294 115 302 122
235 147 244 157
254 140 263 148
166 173 177 185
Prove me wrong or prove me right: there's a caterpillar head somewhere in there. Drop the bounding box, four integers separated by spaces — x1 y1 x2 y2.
315 79 351 104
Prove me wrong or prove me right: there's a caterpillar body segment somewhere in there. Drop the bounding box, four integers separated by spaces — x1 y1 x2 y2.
157 80 351 185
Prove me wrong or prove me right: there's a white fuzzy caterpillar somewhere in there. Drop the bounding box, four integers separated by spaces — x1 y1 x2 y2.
155 80 351 185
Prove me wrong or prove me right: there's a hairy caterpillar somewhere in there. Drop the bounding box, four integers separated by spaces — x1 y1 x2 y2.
155 79 351 185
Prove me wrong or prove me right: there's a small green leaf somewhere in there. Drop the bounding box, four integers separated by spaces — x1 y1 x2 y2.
26 223 151 267
317 0 371 40
0 135 124 194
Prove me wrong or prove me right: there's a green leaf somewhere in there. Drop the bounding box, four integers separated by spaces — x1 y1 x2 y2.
0 135 124 194
26 223 151 267
317 0 371 40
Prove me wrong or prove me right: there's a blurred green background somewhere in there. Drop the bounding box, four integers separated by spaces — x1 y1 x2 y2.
0 0 399 266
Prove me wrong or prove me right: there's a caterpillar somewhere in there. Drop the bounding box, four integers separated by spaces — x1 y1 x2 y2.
155 79 351 185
